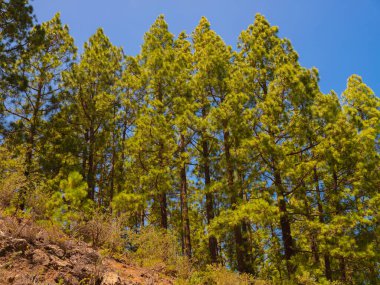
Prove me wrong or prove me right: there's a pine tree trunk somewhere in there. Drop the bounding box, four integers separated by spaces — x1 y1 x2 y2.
314 167 332 281
223 128 249 273
201 108 218 263
339 257 347 282
274 170 295 276
157 87 168 229
324 254 332 281
157 138 168 229
160 192 168 229
302 183 320 266
109 106 118 204
238 169 254 274
180 134 192 258
203 141 218 263
87 125 96 201
21 83 42 209
181 134 191 258
118 122 128 194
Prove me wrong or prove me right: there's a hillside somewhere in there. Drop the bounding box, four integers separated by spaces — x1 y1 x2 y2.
0 216 173 285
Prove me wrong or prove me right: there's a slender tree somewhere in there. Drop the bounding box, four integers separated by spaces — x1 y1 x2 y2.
2 13 75 207
127 15 176 229
62 28 122 202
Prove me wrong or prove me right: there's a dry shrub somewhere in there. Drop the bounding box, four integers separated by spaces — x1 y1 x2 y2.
26 186 51 219
0 214 69 247
294 272 344 285
35 220 70 248
0 172 26 209
129 226 192 278
75 211 126 253
1 215 39 243
182 264 268 285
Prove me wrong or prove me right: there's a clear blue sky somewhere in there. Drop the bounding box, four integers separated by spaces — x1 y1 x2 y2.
33 0 379 95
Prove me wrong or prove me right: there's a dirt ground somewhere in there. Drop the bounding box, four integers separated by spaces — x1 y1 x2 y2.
0 216 173 285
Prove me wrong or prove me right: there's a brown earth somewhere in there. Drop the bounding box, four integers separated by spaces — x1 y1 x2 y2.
0 216 174 285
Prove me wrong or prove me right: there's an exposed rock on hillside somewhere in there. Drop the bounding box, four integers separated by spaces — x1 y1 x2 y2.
0 216 173 285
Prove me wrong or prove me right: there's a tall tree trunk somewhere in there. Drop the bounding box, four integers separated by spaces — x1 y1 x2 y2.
238 168 254 274
304 194 320 265
157 87 168 229
314 167 332 281
179 170 191 256
274 169 295 276
202 136 218 263
180 134 192 258
118 122 128 194
324 255 332 281
332 169 348 282
158 140 168 229
21 83 42 209
110 145 116 203
159 191 168 229
109 106 118 204
201 105 218 263
223 128 250 273
339 257 347 282
301 161 319 267
87 125 96 201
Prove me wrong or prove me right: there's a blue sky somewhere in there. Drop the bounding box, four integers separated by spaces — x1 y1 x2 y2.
33 0 379 95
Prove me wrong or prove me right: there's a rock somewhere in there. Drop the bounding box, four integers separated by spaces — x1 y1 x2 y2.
0 244 13 257
101 272 121 285
12 238 28 252
54 273 79 285
0 216 175 285
32 249 50 266
84 248 100 263
61 239 77 251
72 263 94 280
45 244 64 258
50 255 72 269
35 230 48 243
12 274 33 285
70 246 100 264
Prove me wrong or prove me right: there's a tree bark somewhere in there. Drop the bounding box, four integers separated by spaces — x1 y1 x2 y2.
223 128 250 273
274 169 295 276
180 134 192 258
21 82 42 209
157 87 168 229
314 167 332 281
179 142 191 258
201 107 218 263
87 125 96 201
159 192 168 229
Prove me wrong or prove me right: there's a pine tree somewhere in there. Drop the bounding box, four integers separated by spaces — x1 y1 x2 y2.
61 28 123 202
127 15 176 229
237 14 320 277
172 32 194 258
192 17 255 272
2 13 75 207
0 0 36 86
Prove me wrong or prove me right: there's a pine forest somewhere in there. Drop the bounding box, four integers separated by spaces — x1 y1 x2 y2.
0 1 379 284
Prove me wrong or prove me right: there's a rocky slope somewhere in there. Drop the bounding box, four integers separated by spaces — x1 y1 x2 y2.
0 216 174 285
